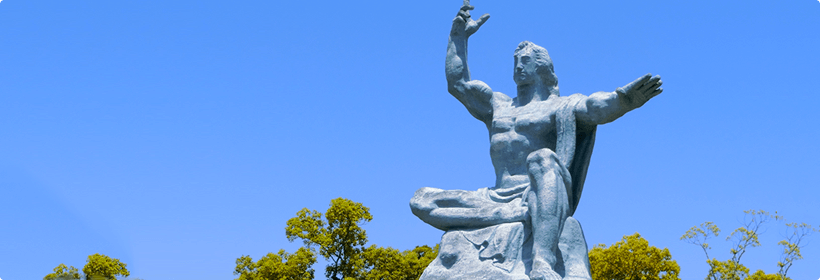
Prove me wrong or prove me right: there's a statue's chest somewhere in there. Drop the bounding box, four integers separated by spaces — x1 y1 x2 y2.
491 105 556 137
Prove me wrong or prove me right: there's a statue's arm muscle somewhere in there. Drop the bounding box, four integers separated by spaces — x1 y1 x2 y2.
446 15 493 123
574 91 628 125
575 74 663 125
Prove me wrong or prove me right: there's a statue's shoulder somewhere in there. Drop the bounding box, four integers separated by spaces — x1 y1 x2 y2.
553 93 587 109
493 91 512 101
565 93 588 103
491 92 513 106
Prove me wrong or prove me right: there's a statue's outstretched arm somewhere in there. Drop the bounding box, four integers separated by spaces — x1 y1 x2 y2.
446 5 494 123
575 74 663 125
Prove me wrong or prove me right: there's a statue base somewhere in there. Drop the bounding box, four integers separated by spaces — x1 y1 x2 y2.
419 217 591 280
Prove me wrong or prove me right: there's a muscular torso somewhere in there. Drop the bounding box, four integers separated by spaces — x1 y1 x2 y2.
489 93 563 190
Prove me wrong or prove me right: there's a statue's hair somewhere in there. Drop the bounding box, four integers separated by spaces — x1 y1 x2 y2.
514 41 558 88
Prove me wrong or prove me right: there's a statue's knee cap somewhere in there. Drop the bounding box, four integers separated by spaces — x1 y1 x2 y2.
526 149 558 165
410 188 438 211
409 197 427 211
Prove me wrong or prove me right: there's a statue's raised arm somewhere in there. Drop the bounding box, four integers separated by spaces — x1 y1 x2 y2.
445 4 494 123
575 74 663 125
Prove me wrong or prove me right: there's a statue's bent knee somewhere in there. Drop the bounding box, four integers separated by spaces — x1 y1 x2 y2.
526 149 561 173
410 187 439 213
526 148 573 202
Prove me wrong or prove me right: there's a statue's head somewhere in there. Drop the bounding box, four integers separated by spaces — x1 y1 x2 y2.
513 41 557 88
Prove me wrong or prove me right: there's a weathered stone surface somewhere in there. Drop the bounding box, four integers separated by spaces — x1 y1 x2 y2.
558 217 591 280
419 222 531 280
418 217 591 280
411 3 662 279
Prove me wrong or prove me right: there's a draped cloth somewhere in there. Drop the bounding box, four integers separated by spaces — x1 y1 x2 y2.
558 93 597 217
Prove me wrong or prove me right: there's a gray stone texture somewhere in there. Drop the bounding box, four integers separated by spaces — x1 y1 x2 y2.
410 4 662 280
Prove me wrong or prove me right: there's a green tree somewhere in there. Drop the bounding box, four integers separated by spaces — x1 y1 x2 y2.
44 264 81 280
681 209 814 280
746 270 782 280
236 198 436 280
285 197 373 280
588 233 681 280
234 247 317 280
361 245 439 280
82 253 130 280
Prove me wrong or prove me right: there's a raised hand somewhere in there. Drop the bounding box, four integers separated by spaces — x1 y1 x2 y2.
616 74 663 109
451 4 490 38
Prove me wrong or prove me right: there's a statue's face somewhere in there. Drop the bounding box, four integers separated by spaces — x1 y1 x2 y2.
513 51 539 86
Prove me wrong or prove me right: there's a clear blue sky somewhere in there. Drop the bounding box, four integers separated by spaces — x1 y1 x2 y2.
1 1 819 279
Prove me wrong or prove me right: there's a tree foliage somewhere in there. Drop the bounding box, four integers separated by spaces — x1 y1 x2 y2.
82 253 130 280
361 245 439 280
681 209 816 280
745 270 782 280
44 264 81 280
235 247 317 280
286 197 373 280
236 197 437 280
44 254 130 280
776 222 817 277
680 221 721 260
588 232 681 280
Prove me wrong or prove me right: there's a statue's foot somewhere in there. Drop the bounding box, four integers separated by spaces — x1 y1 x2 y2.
530 259 561 280
529 268 561 280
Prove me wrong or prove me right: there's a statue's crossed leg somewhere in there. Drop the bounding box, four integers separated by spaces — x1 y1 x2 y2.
411 148 590 279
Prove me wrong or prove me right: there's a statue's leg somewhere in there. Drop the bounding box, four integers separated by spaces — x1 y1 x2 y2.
526 149 571 280
558 217 592 280
410 187 527 231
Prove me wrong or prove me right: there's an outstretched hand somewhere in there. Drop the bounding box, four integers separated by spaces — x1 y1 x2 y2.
616 74 663 109
451 4 490 37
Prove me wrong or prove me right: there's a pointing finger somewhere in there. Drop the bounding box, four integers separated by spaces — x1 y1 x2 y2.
475 14 490 28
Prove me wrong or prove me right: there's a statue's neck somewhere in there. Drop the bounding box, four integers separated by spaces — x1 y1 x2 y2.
516 82 559 106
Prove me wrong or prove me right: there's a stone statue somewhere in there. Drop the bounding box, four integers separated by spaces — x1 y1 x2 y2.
410 3 663 280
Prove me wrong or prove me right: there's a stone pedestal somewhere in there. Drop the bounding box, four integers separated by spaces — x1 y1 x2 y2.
419 217 591 280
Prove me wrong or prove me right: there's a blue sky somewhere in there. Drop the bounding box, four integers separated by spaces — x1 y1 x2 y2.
1 0 819 279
